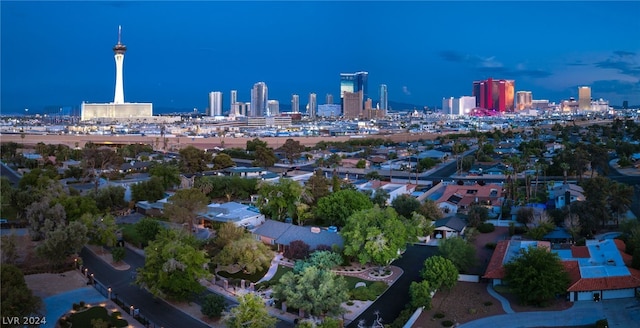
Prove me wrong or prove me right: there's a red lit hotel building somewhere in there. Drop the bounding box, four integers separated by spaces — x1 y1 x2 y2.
472 78 515 112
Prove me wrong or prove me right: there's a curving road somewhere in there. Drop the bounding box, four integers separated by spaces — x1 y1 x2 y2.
346 245 438 328
80 247 211 328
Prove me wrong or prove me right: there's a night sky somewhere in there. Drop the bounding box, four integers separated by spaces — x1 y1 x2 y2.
2 1 639 114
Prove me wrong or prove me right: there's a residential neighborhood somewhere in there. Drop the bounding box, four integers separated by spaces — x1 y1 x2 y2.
2 117 640 328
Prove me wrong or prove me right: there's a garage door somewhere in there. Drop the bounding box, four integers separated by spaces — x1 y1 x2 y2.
577 291 593 301
602 289 635 300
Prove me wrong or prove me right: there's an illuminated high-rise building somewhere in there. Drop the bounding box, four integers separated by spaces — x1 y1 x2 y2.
208 91 223 116
250 82 268 117
113 25 126 104
291 94 300 113
379 84 388 111
472 78 515 112
267 100 279 116
516 91 533 111
340 71 368 108
342 91 363 119
578 86 591 111
308 93 317 119
326 93 333 105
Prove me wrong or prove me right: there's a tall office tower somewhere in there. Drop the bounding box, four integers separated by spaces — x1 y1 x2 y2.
623 100 629 110
472 78 515 112
340 72 368 107
442 97 454 115
267 100 279 116
342 91 363 119
379 84 388 111
208 91 223 116
291 94 300 113
308 93 317 119
230 90 238 107
250 82 268 117
516 91 533 111
113 25 127 104
326 93 333 105
578 86 591 111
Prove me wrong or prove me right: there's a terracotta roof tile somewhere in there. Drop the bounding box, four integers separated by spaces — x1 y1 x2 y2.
483 240 510 279
567 275 640 292
571 246 590 258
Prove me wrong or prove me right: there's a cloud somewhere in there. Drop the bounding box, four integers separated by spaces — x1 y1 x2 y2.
590 79 640 95
593 51 640 77
438 50 550 78
402 86 411 96
613 50 636 57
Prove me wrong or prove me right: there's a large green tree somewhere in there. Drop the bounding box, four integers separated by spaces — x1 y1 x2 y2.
213 153 236 170
273 265 349 317
342 206 412 269
136 229 210 300
131 176 166 202
421 256 458 291
215 237 273 274
391 194 421 219
0 265 42 320
25 198 67 241
224 293 277 328
280 138 305 164
417 199 444 220
304 169 330 204
149 163 180 190
246 138 268 152
314 189 373 226
56 195 100 222
504 246 570 307
253 146 277 168
437 237 476 273
134 217 164 246
256 179 307 221
179 145 212 174
36 221 89 268
164 188 209 233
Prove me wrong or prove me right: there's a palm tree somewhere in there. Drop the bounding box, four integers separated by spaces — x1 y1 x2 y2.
560 162 570 185
609 183 634 227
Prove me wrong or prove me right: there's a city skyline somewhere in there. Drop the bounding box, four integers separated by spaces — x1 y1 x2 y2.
2 1 640 115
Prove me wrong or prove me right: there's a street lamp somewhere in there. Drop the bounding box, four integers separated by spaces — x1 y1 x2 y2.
90 273 94 285
130 305 134 315
108 287 112 300
84 268 88 277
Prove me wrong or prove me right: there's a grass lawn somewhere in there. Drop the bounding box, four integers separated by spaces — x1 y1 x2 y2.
255 265 292 289
342 275 371 289
217 267 269 283
67 306 128 328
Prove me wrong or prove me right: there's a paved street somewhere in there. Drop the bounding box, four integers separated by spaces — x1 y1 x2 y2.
80 247 210 328
347 245 438 328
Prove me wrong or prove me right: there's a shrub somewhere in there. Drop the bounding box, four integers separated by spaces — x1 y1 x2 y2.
468 308 477 314
442 320 454 327
485 242 497 250
483 301 493 306
575 238 586 246
346 301 354 306
433 312 445 319
477 223 495 233
201 294 226 318
111 247 125 262
284 240 310 260
595 319 608 328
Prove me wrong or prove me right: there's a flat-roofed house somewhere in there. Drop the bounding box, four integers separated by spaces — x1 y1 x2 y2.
483 239 640 302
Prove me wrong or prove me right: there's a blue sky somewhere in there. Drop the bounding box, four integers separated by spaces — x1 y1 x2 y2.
2 1 640 114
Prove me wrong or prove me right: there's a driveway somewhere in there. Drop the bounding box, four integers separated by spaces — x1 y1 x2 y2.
459 298 640 328
347 244 438 327
80 247 210 328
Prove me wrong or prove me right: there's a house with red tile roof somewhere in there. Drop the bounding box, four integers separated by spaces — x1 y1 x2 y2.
434 183 503 215
484 239 640 302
